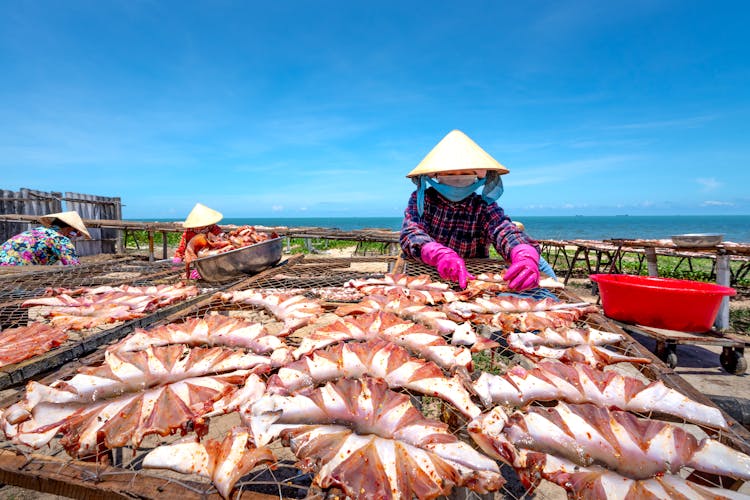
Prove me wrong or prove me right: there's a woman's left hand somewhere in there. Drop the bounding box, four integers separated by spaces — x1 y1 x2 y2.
503 244 540 291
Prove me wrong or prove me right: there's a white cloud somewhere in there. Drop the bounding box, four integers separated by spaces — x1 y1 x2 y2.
702 200 734 207
506 155 636 187
697 178 721 191
605 115 716 131
271 205 284 212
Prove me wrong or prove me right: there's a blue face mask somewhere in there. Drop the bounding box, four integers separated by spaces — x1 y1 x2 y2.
413 171 504 217
427 176 485 202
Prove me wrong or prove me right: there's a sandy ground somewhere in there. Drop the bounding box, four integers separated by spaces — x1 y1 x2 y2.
1 246 747 499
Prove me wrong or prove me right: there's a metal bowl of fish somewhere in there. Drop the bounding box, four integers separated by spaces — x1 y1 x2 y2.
193 237 283 281
670 233 724 248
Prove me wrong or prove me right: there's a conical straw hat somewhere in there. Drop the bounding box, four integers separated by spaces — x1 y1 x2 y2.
39 211 91 239
183 203 223 229
406 129 509 178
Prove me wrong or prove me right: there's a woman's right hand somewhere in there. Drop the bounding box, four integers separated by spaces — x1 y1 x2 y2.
171 256 182 265
420 242 475 289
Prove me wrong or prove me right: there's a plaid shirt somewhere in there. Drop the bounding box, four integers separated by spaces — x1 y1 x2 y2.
400 189 538 260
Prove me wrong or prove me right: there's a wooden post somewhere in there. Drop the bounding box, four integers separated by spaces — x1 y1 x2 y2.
114 197 123 253
161 231 168 260
147 230 155 262
715 252 731 330
645 247 658 276
564 246 583 285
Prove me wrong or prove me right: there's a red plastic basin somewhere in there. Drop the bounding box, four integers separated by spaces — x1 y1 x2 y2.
590 274 736 332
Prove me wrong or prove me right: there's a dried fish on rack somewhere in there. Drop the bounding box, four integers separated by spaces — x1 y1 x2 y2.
0 323 68 368
294 311 473 371
520 453 749 499
506 334 652 368
22 283 199 331
245 377 505 499
2 371 266 457
450 306 597 333
468 403 750 480
268 339 481 417
23 345 271 405
216 290 323 336
507 327 625 347
143 426 275 499
110 315 287 356
335 294 498 351
472 360 728 429
345 273 468 304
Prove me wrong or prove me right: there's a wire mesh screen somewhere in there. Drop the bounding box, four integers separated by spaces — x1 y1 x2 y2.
0 258 190 330
0 254 747 499
0 257 178 302
0 257 232 390
246 255 395 290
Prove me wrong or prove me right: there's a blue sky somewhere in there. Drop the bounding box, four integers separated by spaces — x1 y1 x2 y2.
1 1 749 219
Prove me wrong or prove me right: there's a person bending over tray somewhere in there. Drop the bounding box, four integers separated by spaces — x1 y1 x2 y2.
173 203 224 280
399 129 541 291
0 211 91 266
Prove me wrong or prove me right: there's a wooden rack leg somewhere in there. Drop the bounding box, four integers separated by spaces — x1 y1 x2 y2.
161 231 168 260
564 247 583 285
645 247 658 276
715 253 731 330
148 230 155 262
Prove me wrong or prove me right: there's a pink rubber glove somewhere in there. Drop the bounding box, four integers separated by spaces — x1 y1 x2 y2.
420 241 475 289
189 269 201 280
172 256 182 265
503 244 540 291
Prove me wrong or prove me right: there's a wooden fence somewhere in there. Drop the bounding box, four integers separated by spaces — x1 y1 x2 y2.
0 188 122 256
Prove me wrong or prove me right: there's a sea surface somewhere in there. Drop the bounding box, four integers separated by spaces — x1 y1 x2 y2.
136 215 750 243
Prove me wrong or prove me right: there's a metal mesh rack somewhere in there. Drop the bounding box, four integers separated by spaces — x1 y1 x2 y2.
0 256 238 390
0 255 748 499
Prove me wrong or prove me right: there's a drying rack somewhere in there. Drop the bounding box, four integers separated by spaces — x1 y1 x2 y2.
0 254 747 499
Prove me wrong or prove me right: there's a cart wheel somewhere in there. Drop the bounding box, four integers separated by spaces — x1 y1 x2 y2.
655 341 677 368
664 352 678 369
720 348 747 375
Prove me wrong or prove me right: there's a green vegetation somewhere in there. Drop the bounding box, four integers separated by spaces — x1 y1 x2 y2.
124 231 396 256
124 230 181 249
543 248 750 287
472 349 508 375
282 238 396 255
730 309 750 335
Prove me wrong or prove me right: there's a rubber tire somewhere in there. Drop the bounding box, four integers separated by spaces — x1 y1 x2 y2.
664 352 678 369
655 342 677 368
720 349 748 375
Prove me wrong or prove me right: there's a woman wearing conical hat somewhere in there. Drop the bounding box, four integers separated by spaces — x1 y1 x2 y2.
400 130 541 290
0 211 91 266
173 203 224 279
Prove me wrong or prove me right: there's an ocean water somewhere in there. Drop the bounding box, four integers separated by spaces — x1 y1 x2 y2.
137 215 750 243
